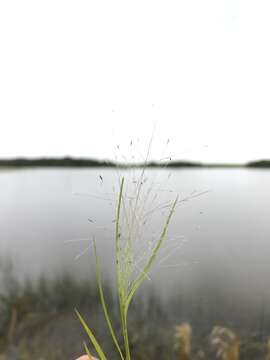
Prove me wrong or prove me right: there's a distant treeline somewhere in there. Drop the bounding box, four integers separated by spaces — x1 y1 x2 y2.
246 160 270 168
0 157 270 168
0 158 202 168
0 158 204 168
0 157 115 167
147 160 202 167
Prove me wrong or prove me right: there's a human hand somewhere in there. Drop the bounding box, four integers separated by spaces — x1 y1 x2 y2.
76 356 98 360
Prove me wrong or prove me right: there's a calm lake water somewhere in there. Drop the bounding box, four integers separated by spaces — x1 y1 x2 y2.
1 167 270 325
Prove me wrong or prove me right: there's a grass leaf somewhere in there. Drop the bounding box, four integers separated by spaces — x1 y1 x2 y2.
126 195 178 310
75 308 108 360
93 239 125 360
83 341 93 359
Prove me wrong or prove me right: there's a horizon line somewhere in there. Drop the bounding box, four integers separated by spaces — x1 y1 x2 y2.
0 156 269 168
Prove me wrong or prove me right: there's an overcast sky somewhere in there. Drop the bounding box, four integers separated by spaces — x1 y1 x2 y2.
0 0 270 163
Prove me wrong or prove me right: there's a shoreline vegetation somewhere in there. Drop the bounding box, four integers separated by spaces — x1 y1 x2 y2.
0 157 270 168
1 268 270 359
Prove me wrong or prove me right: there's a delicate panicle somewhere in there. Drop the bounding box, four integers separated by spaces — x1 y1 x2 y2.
76 138 181 359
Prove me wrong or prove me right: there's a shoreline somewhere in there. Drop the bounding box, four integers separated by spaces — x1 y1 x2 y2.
0 158 270 169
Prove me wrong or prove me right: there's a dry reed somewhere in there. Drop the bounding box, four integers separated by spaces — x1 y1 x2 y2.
174 323 192 360
210 326 240 360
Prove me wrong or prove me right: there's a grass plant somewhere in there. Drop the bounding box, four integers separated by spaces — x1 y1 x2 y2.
76 165 178 360
174 323 192 360
210 326 240 360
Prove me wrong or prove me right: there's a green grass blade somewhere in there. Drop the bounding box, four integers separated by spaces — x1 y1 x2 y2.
115 177 124 269
115 177 131 360
115 178 125 307
83 341 93 359
93 239 125 360
126 196 178 310
75 309 108 360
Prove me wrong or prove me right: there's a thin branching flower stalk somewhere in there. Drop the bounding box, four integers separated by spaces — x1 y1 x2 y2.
76 175 178 360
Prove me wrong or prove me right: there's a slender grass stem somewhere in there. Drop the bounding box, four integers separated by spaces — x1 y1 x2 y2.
126 196 178 310
77 173 177 360
115 178 131 359
93 239 124 360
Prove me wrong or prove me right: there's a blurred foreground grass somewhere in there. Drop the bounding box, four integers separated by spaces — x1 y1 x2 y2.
0 261 172 359
0 263 270 359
